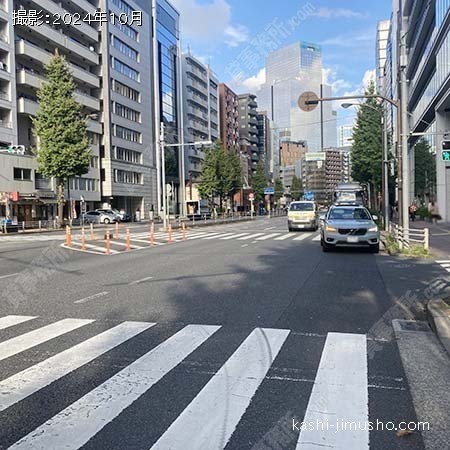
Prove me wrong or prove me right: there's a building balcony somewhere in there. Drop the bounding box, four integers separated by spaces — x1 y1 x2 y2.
0 118 12 129
87 119 102 134
32 0 98 41
188 147 205 161
17 69 100 110
60 0 97 15
186 76 207 94
18 96 38 115
15 40 100 88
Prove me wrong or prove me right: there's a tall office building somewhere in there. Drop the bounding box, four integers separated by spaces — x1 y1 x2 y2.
376 20 391 95
238 93 259 181
338 124 354 147
257 42 337 151
181 51 219 186
101 0 155 216
219 83 240 154
151 0 182 216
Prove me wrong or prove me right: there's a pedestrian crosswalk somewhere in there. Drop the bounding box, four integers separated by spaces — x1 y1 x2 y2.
0 314 405 449
436 259 450 273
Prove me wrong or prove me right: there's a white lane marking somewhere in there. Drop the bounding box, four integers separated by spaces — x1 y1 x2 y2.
74 292 109 304
10 325 221 450
129 276 154 286
436 260 450 263
274 233 293 240
292 233 312 241
439 263 450 268
241 244 249 248
202 233 233 240
447 268 450 273
188 232 221 240
237 233 265 240
256 233 281 241
129 238 165 246
296 332 368 450
312 234 321 242
151 327 290 450
109 241 145 249
220 233 249 240
0 273 20 280
71 242 119 254
265 226 275 230
0 319 94 362
0 321 155 412
0 315 37 331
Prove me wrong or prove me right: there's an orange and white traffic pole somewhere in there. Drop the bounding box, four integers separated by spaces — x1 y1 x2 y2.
106 230 111 255
65 225 71 247
126 228 131 251
115 221 119 239
150 222 155 247
81 227 86 251
182 222 186 240
168 223 173 244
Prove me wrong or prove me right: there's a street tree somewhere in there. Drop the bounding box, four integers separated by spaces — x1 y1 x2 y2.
33 53 91 226
414 139 436 200
290 175 303 201
274 179 284 203
224 151 242 207
251 161 268 203
351 81 383 205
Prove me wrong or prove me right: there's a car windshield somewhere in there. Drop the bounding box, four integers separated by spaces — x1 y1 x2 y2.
328 208 371 220
290 203 314 211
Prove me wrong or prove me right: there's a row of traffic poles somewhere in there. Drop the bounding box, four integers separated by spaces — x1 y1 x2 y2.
65 220 187 254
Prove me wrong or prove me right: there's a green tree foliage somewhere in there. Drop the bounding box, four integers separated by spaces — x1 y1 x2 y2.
274 179 284 202
414 139 436 200
33 53 91 226
351 82 383 202
197 143 242 209
290 175 303 201
251 161 268 203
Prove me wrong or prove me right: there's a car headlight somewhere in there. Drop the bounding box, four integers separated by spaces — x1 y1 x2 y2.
368 225 378 232
325 225 337 232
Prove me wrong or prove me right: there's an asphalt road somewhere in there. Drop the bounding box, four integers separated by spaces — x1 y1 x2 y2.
0 216 449 450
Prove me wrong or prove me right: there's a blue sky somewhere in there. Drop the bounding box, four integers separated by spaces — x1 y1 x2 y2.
171 0 392 125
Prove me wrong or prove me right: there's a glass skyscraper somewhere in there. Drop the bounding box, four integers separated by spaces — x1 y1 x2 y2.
258 42 336 151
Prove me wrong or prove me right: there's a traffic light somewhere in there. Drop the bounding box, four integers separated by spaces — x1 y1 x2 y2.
7 145 25 155
442 140 450 161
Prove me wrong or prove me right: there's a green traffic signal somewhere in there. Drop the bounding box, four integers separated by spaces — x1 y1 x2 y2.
443 150 450 161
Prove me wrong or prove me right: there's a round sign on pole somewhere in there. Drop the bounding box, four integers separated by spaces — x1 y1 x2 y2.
298 91 319 112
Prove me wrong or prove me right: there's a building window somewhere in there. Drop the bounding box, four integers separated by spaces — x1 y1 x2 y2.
13 167 31 181
113 14 138 41
90 156 99 168
111 0 134 16
114 146 142 164
69 177 97 191
115 125 141 143
111 35 138 61
112 58 139 81
112 79 140 102
114 102 141 123
113 169 143 184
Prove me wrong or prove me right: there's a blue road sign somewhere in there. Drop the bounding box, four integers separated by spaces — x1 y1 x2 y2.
264 187 275 195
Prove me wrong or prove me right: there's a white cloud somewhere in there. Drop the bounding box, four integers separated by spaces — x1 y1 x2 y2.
228 68 266 94
170 0 247 47
321 31 374 48
322 67 352 95
310 7 368 19
224 24 250 47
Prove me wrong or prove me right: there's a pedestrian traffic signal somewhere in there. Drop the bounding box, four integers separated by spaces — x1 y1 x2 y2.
7 145 25 155
443 150 450 161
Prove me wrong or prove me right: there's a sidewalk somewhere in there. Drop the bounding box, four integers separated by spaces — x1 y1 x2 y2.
409 219 450 258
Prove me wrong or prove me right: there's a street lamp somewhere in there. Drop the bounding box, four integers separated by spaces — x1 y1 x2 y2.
159 121 212 229
341 102 390 230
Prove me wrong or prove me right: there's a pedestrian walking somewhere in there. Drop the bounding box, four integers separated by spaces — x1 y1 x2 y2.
409 203 417 222
429 202 441 224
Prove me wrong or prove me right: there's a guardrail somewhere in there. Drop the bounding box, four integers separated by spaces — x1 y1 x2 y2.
389 223 429 250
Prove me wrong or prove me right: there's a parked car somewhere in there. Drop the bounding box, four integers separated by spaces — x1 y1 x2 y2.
82 211 119 224
97 209 131 222
287 201 319 231
321 204 379 253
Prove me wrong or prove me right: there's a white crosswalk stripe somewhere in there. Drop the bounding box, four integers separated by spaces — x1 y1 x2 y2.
274 233 293 240
237 233 266 240
0 315 36 330
10 324 220 450
293 233 313 241
151 327 289 450
255 233 281 241
0 316 381 449
0 318 93 362
220 232 249 240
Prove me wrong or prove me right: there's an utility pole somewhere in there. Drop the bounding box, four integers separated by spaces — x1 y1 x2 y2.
399 16 410 233
160 122 168 230
382 114 390 230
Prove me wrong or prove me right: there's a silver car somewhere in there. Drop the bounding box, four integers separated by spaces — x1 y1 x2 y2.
82 210 119 224
321 205 380 253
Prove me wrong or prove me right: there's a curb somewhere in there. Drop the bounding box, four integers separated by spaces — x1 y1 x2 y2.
427 299 450 356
